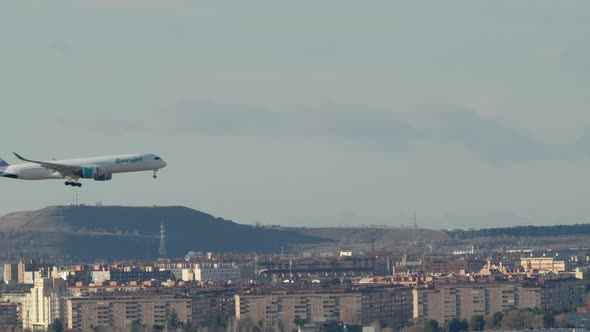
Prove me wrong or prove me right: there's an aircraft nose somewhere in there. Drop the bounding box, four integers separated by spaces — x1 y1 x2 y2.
161 160 167 168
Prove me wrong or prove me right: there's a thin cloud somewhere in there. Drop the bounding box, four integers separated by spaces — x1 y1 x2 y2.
164 101 590 163
159 100 422 146
58 100 590 164
423 105 584 163
55 114 151 137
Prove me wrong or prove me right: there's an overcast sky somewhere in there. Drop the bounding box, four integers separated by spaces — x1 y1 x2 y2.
1 1 589 229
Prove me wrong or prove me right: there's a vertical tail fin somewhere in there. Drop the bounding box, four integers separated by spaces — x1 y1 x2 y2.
0 158 9 168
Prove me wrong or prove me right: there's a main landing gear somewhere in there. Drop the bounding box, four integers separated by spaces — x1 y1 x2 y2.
65 181 82 187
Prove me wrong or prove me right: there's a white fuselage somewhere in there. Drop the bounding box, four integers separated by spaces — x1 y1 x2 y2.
0 153 166 180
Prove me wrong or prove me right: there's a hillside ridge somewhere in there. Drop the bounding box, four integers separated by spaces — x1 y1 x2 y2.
0 205 325 260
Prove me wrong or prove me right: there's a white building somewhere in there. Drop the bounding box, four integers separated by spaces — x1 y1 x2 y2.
340 250 354 257
194 263 240 283
181 268 195 282
23 271 35 284
23 277 67 330
91 270 111 283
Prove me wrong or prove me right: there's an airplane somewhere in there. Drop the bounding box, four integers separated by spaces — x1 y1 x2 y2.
0 152 167 187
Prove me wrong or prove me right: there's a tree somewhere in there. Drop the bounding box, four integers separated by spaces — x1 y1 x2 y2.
424 319 440 332
167 310 181 331
47 319 64 332
130 319 144 332
293 316 306 327
543 312 555 328
236 317 259 332
211 314 232 329
468 315 484 331
554 313 568 328
501 310 542 330
485 311 503 329
447 318 468 332
320 278 341 286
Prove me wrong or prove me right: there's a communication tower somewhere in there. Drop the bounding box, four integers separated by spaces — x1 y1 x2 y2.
159 222 167 258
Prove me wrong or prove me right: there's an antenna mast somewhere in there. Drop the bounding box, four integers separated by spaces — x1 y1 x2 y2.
412 212 417 243
159 222 167 258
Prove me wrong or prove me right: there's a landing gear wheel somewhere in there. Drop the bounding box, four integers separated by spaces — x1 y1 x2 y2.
65 181 71 186
75 183 82 187
153 170 158 179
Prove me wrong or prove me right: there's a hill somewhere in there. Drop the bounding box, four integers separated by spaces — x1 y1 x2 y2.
0 205 327 260
286 226 449 252
445 223 590 239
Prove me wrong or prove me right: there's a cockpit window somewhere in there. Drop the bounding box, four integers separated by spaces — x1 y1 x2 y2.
155 157 161 160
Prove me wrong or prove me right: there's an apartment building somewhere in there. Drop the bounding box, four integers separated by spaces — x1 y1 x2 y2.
422 257 485 274
191 291 235 326
194 263 240 283
520 257 566 273
22 277 67 330
237 290 357 331
109 269 172 284
361 286 413 328
413 278 584 324
540 278 584 308
516 286 540 311
487 284 517 312
0 303 19 328
63 295 192 331
3 262 18 285
236 286 412 331
3 260 51 285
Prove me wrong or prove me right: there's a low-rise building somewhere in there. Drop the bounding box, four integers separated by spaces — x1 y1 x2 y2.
195 263 240 283
109 269 172 284
520 257 566 273
90 270 111 283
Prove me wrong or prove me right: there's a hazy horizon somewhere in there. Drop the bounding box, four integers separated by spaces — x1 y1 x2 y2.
1 1 590 229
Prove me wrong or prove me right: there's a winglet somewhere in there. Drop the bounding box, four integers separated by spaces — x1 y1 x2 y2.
13 152 26 161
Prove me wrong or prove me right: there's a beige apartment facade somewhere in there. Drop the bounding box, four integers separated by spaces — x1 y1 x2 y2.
414 278 585 324
520 257 566 273
191 291 236 326
236 286 412 331
63 295 192 331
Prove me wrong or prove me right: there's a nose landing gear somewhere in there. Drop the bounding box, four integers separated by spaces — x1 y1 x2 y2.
153 170 158 179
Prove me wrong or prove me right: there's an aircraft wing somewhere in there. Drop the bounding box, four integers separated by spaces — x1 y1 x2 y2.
13 152 82 177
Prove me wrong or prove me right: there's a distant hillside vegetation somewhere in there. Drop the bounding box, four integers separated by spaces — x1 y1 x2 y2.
287 227 448 252
0 205 327 260
446 224 590 239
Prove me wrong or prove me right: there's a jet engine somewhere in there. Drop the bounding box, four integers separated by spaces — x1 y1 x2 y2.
93 173 113 181
79 167 99 179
